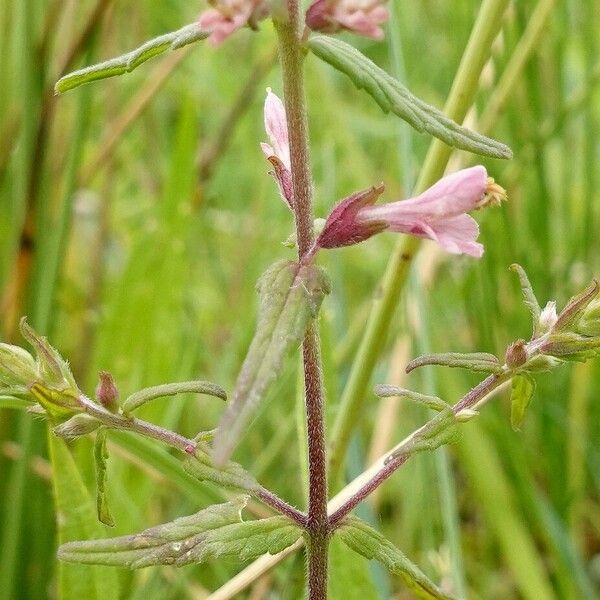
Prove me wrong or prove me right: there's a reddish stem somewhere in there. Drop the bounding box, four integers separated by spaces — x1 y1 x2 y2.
329 372 511 528
275 2 329 596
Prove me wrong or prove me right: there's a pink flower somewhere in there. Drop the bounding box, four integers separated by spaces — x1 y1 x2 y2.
317 166 504 257
199 0 267 46
260 88 294 209
305 0 389 40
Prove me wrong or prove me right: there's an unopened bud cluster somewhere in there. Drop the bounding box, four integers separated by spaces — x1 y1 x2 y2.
0 319 83 420
506 275 600 373
0 319 121 434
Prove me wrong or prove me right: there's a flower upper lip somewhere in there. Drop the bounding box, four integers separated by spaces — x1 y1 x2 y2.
261 88 294 209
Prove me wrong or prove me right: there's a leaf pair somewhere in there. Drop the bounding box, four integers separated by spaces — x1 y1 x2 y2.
58 497 302 569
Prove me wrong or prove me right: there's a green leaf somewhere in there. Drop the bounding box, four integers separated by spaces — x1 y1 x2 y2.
406 352 502 374
48 433 120 599
183 442 259 493
213 260 330 465
509 264 541 334
122 380 226 415
55 23 209 94
0 396 32 410
374 385 448 411
510 374 536 430
329 535 381 599
94 430 114 527
405 408 460 455
338 517 456 600
384 406 460 465
59 497 302 568
307 35 512 160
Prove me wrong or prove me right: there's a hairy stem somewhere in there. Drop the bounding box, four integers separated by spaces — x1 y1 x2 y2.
276 4 329 598
275 5 314 257
329 372 511 527
302 324 329 599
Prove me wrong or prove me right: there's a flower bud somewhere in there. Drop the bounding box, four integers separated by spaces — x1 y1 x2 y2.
576 299 600 337
54 414 101 439
305 0 389 40
456 409 479 422
505 339 528 369
554 279 599 331
0 343 37 388
539 331 600 359
19 317 78 390
261 89 294 210
96 371 119 412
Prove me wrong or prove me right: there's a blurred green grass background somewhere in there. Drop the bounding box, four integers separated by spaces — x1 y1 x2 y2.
1 0 599 598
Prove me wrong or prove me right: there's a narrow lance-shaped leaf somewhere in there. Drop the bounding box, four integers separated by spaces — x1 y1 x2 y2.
390 407 460 462
183 439 259 493
55 23 210 94
384 405 462 465
59 497 302 568
306 35 512 160
406 352 502 374
122 380 227 415
338 517 456 600
510 373 536 431
48 435 120 599
213 260 330 466
374 384 448 412
510 264 541 334
94 429 114 527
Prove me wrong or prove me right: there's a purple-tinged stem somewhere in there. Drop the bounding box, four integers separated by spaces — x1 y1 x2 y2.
256 489 307 527
329 455 409 529
302 323 329 598
79 394 195 452
275 2 329 597
329 372 511 528
275 1 314 258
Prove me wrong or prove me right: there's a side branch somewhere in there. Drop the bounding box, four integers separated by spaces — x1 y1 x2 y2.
77 395 307 526
328 372 511 528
